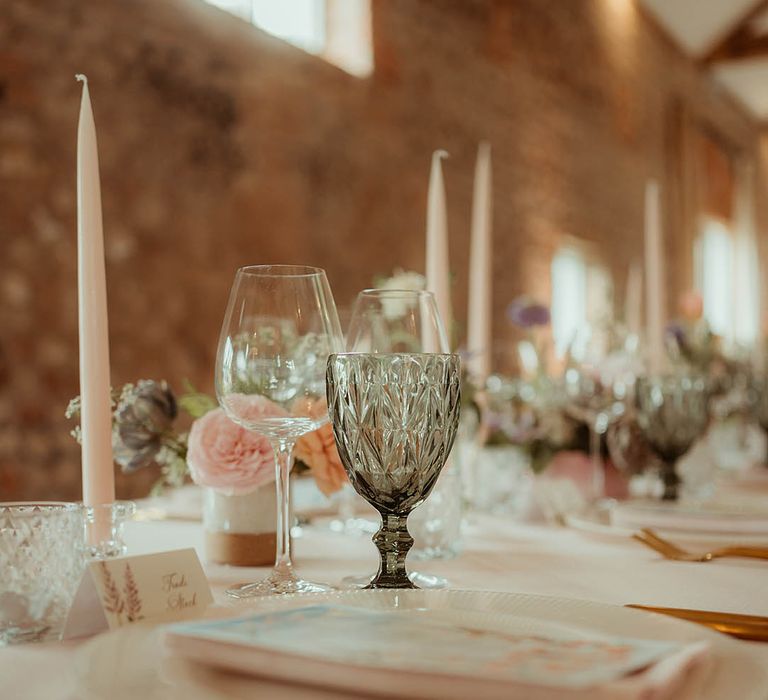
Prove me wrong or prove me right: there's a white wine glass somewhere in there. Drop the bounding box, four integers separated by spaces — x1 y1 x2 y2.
215 265 343 597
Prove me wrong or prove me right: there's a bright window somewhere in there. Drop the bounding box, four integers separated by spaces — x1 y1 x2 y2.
696 218 733 341
551 248 587 357
203 0 373 77
551 244 614 356
695 213 759 347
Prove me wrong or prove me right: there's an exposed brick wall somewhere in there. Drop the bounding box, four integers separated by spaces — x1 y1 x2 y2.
0 0 764 499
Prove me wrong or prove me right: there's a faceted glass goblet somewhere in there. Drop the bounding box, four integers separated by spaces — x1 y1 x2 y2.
635 374 710 501
0 503 86 645
327 353 461 589
751 376 768 465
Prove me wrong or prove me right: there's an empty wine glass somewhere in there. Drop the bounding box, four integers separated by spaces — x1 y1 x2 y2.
563 324 638 501
635 372 710 501
215 265 343 597
327 353 461 588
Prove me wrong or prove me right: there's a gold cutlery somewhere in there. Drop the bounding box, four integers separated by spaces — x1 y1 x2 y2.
627 604 768 642
633 528 768 562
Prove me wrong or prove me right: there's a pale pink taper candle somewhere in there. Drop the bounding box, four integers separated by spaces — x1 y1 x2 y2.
466 142 493 383
644 180 665 375
425 150 452 347
76 75 115 521
624 260 642 338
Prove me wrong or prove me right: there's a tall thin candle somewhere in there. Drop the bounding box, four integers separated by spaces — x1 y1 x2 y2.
467 142 493 383
624 260 642 338
425 150 452 345
76 75 115 523
644 180 665 375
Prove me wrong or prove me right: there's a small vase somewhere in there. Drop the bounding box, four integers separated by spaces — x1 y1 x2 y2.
203 485 276 567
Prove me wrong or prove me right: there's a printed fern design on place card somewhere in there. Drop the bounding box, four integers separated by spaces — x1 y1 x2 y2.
99 561 125 622
123 563 144 622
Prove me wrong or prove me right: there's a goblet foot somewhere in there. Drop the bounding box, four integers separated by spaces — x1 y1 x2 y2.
341 571 448 590
660 460 681 501
226 566 333 598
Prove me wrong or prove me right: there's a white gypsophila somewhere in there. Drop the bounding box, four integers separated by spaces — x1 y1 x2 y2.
378 269 426 319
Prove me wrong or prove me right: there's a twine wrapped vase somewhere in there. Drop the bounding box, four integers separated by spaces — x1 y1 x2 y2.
186 405 280 567
203 484 276 566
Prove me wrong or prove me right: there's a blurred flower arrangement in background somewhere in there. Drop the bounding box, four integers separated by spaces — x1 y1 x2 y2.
479 296 589 472
66 380 346 496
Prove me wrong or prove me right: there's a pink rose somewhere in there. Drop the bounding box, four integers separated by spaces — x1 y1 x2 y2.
187 399 284 495
293 398 348 496
543 451 629 500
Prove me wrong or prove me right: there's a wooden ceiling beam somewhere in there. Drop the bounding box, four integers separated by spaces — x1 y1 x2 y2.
701 0 768 64
706 33 768 63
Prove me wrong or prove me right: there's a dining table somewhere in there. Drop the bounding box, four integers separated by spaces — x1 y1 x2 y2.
2 504 768 700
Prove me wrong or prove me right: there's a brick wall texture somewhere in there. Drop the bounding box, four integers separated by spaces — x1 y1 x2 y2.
0 0 765 499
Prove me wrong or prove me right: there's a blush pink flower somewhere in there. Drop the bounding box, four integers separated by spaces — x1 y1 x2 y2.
187 399 285 495
293 398 348 496
678 290 704 322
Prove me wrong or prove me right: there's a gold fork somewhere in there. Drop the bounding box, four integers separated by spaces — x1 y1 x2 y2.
633 528 768 562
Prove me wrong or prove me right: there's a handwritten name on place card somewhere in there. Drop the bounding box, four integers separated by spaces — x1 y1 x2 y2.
63 548 213 639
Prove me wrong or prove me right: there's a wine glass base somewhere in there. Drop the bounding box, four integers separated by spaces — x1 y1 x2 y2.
226 571 334 598
340 571 448 590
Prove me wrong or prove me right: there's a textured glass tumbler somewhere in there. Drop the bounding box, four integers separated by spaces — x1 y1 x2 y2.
635 374 709 501
0 503 86 645
327 353 461 589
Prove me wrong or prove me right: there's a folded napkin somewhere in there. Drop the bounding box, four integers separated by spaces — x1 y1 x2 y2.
164 605 710 700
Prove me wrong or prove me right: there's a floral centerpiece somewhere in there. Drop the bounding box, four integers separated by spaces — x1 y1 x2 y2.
66 380 346 497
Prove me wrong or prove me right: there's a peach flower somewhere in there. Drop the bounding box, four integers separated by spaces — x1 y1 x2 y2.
678 290 703 322
187 397 286 495
293 398 348 496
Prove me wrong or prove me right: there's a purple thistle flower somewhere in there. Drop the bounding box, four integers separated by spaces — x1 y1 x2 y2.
506 296 551 329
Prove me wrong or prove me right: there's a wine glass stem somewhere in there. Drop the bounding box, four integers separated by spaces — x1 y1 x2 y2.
589 425 605 501
272 439 295 575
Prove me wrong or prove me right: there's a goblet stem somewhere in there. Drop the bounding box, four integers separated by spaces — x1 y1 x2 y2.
660 458 680 501
367 512 417 589
764 428 768 468
589 425 605 502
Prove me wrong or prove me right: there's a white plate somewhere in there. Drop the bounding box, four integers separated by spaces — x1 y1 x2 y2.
613 500 768 537
565 504 768 546
165 589 766 700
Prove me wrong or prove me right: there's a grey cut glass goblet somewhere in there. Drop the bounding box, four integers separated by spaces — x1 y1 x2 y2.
635 374 710 501
327 353 461 589
751 376 768 466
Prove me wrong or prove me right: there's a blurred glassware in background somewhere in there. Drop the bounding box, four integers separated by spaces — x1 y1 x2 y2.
563 323 639 501
751 375 768 467
635 372 710 501
1 503 86 645
606 416 662 498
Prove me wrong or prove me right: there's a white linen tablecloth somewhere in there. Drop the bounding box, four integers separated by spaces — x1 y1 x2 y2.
2 513 767 699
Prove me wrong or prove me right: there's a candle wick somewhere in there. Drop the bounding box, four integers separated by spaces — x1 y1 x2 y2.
75 74 88 85
433 149 449 161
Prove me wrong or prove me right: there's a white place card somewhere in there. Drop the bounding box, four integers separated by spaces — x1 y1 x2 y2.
63 548 213 639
